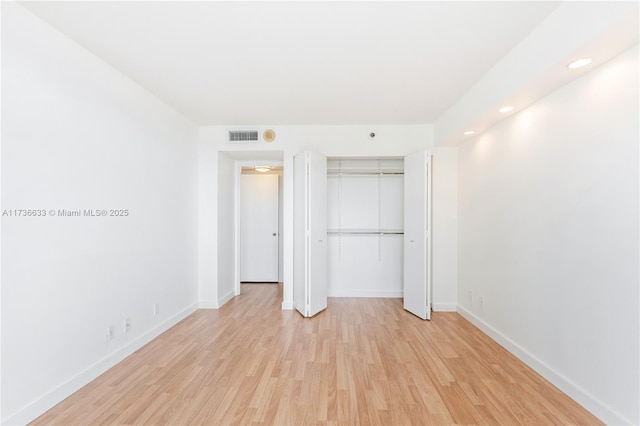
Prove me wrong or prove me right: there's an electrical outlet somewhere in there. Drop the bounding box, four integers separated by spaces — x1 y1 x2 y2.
153 303 159 316
106 326 114 342
123 318 131 333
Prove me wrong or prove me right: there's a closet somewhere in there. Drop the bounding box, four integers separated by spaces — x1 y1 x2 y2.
326 158 404 298
294 150 432 320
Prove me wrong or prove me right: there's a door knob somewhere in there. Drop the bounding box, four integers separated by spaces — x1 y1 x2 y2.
272 233 277 236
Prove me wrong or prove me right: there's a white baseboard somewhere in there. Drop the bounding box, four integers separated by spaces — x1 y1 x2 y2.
328 289 402 298
4 303 198 426
281 300 294 310
199 300 217 309
199 290 235 309
456 305 630 425
216 290 236 308
432 303 456 312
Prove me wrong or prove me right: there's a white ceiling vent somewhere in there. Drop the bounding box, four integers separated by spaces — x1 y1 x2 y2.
227 129 259 143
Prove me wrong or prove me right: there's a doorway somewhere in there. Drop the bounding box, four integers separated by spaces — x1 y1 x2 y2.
239 165 284 286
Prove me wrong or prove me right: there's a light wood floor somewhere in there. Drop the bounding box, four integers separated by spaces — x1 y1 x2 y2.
32 284 602 425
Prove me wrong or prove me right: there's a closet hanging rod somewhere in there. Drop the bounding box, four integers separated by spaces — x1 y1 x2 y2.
327 171 404 176
327 230 404 235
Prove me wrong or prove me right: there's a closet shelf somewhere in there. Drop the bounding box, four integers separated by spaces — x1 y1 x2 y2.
327 229 404 236
327 170 404 177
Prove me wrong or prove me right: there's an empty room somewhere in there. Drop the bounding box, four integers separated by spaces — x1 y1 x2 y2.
1 1 638 425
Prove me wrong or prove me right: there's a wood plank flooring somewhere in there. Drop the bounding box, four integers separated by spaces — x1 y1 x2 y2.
32 284 602 425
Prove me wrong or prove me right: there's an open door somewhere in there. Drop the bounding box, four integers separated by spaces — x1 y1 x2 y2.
403 150 432 320
294 151 328 317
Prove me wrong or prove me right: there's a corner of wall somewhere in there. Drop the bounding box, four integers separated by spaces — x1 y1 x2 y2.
281 300 294 310
432 303 457 312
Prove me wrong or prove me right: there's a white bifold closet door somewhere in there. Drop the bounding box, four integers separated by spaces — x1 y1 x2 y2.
293 151 328 317
403 150 433 320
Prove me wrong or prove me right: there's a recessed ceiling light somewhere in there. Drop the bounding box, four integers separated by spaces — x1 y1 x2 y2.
463 131 475 136
499 106 514 113
567 58 592 69
254 166 272 172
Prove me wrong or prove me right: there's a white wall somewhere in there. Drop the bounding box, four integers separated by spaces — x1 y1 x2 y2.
198 142 218 308
431 148 458 311
1 3 199 424
457 46 639 425
199 124 458 311
201 125 433 157
217 153 236 304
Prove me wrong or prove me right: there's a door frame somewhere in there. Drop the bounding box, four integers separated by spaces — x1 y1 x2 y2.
233 160 284 296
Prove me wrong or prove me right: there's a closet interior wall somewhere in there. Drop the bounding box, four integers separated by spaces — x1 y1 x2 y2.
327 159 404 297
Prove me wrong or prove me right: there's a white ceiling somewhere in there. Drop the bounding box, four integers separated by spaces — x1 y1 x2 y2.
21 1 562 126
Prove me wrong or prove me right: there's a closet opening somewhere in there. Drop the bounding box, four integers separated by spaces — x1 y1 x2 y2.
327 158 405 298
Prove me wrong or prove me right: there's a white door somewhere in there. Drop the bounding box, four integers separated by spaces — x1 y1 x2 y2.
294 151 328 317
403 151 432 320
240 173 279 282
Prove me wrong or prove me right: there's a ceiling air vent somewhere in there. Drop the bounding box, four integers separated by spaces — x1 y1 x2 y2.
227 129 259 143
